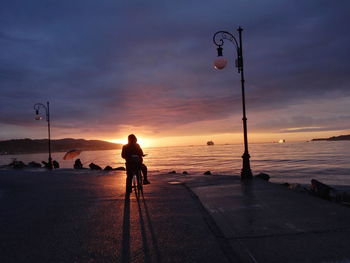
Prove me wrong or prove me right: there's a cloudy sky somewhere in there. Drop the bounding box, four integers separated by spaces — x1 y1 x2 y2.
1 0 349 146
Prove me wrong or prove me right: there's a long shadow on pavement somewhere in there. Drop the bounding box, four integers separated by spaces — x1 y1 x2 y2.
140 194 162 263
136 193 151 262
121 191 162 263
136 193 162 263
121 193 130 263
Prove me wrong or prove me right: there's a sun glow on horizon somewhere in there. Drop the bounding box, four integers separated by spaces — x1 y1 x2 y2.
104 129 350 148
108 136 153 148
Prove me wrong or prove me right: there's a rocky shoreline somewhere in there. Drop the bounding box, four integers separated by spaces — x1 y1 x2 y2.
0 159 126 171
253 172 350 207
2 160 350 208
281 177 350 207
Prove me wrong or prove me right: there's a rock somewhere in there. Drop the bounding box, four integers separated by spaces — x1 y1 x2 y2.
41 161 50 169
310 179 333 200
89 163 102 170
203 171 211 175
287 183 308 193
168 171 176 174
104 165 113 171
255 173 270 181
338 191 350 205
182 171 188 175
306 180 350 205
13 161 26 169
74 159 83 169
52 160 60 169
28 161 42 168
113 167 126 171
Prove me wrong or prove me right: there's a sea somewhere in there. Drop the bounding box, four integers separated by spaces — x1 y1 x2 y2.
1 141 349 186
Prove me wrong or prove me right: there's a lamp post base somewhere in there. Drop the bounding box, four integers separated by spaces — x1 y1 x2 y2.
48 157 53 170
241 152 253 180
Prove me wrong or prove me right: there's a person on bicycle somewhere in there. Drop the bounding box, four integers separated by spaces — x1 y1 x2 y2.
121 134 150 193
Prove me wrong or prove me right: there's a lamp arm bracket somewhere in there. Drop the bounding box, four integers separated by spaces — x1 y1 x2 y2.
33 103 49 121
33 103 46 111
213 31 239 50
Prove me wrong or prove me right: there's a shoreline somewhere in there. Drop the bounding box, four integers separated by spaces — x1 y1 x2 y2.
2 167 350 196
0 148 122 156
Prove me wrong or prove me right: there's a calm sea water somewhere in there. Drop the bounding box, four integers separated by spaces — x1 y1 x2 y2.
1 141 349 186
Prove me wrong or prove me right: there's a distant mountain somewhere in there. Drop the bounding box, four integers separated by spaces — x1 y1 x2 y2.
0 138 122 154
311 134 350 141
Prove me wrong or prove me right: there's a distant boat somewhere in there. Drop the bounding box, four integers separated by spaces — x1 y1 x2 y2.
207 141 214 146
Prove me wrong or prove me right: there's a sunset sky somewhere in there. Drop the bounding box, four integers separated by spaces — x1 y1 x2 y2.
1 0 349 147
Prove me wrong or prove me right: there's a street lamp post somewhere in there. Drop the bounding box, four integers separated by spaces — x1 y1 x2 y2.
33 101 53 170
213 27 253 179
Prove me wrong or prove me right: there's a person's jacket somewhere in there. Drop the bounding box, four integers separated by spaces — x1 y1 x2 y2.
121 143 144 163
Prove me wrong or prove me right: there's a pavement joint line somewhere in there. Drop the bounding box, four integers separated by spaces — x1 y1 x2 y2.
183 183 257 263
181 176 350 262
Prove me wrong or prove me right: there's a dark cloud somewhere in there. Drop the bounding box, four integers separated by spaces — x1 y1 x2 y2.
1 0 350 140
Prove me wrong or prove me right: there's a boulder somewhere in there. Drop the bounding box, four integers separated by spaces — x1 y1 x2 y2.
52 160 60 169
255 173 270 181
310 179 333 200
338 192 350 205
203 171 211 175
287 183 308 193
168 171 176 174
41 161 49 168
182 171 188 175
114 167 126 171
28 161 42 168
13 161 26 169
104 165 113 171
89 163 102 170
74 159 83 169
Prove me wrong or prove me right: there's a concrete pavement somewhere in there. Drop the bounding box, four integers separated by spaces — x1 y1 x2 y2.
1 169 350 262
0 169 229 263
183 175 350 263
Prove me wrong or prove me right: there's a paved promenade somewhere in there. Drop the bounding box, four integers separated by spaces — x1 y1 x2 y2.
185 175 350 263
1 169 350 262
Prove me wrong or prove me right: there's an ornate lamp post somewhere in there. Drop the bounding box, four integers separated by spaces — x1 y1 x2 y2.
33 101 53 170
213 27 253 179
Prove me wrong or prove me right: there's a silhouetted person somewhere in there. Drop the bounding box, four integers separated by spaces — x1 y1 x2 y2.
52 160 60 169
121 134 150 194
74 159 83 169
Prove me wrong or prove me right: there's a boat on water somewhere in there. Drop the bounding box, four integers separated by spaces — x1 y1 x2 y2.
207 141 214 146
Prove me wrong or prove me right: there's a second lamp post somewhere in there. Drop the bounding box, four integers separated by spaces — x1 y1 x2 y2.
34 101 53 170
213 27 253 179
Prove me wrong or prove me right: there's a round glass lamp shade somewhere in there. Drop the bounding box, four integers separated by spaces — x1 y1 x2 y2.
214 57 227 70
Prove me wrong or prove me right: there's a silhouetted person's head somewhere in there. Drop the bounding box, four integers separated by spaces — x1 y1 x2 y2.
128 134 137 144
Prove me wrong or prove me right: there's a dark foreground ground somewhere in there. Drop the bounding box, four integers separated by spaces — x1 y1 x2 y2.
0 169 229 263
1 169 350 263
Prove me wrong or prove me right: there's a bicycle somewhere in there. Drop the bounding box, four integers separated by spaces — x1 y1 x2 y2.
129 155 143 196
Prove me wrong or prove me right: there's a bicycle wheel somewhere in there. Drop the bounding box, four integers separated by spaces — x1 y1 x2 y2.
137 170 143 194
132 174 137 192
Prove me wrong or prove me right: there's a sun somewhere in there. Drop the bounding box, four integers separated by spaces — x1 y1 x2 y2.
108 136 153 148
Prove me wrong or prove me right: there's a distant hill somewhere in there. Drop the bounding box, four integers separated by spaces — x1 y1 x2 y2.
0 138 122 154
311 134 350 141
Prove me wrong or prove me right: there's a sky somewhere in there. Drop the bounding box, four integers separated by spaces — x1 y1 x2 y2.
1 0 350 147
